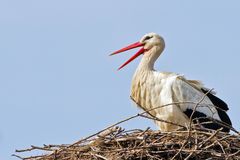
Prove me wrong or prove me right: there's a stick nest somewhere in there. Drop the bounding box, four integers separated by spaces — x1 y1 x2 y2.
14 126 240 160
14 95 240 160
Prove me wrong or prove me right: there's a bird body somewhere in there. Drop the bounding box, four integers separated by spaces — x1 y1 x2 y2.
131 70 189 131
111 33 232 132
131 69 222 131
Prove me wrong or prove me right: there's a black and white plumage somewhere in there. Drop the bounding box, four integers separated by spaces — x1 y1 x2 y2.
183 88 232 132
111 32 232 132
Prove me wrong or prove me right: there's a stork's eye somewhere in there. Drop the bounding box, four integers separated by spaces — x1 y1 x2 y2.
144 36 152 41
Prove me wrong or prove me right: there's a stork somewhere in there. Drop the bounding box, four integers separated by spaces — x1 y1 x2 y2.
110 33 232 132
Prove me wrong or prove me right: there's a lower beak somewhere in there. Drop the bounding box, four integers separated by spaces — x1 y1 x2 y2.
110 42 145 70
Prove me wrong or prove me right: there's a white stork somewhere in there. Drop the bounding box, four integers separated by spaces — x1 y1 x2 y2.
110 32 232 132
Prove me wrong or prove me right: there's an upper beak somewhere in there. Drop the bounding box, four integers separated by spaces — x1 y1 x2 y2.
110 42 145 70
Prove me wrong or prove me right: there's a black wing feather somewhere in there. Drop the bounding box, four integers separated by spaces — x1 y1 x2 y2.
183 89 232 132
201 89 229 111
183 109 229 132
201 89 232 127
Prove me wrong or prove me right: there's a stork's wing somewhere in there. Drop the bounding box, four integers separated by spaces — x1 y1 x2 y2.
201 88 232 131
172 76 232 132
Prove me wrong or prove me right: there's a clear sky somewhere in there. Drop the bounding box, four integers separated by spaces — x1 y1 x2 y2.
0 1 240 159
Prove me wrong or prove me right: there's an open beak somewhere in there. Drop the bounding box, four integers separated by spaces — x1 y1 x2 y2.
110 42 145 70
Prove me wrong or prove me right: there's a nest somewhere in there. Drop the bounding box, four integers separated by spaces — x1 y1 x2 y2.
13 122 240 160
13 95 240 160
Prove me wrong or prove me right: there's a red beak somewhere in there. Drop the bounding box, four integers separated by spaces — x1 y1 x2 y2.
110 42 145 70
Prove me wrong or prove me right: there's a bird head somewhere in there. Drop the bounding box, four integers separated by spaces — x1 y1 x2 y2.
110 32 165 70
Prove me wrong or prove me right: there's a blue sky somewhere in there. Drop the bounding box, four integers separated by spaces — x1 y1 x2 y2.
0 1 240 159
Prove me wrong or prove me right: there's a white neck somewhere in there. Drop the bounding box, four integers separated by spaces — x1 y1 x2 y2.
136 45 164 72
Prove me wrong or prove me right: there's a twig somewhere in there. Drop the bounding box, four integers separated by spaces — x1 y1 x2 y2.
198 128 221 148
170 140 187 160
